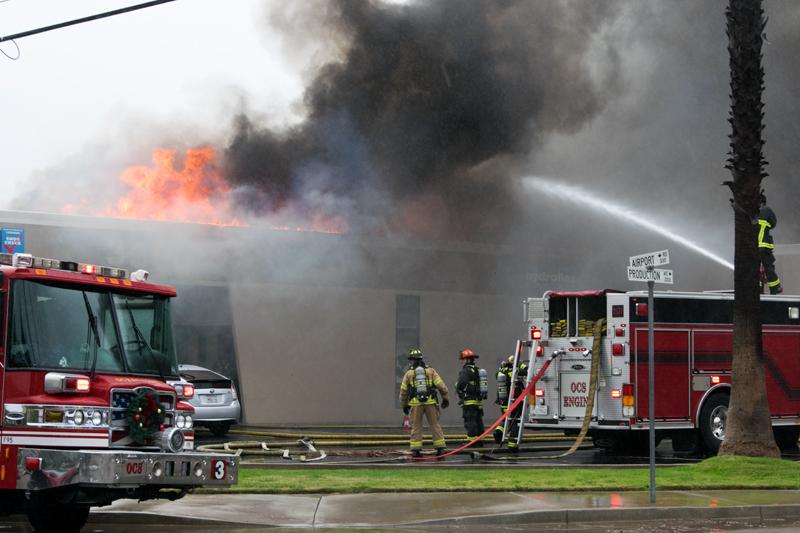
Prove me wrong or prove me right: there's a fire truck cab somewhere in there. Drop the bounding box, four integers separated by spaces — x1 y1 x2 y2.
0 253 238 532
525 289 800 453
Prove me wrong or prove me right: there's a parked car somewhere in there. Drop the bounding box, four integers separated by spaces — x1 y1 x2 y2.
176 364 241 437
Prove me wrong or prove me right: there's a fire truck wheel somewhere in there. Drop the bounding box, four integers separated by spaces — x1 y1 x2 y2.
27 505 89 533
698 393 729 453
773 426 800 451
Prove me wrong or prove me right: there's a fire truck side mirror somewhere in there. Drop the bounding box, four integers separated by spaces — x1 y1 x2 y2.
635 303 648 317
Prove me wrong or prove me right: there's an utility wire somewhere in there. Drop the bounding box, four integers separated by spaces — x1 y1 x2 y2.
0 39 19 60
0 0 177 43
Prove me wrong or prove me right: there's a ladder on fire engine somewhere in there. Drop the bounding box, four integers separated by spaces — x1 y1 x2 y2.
499 337 538 448
499 319 604 456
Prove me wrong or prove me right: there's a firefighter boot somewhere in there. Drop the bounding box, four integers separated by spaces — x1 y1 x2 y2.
493 428 503 444
436 448 446 461
411 449 423 458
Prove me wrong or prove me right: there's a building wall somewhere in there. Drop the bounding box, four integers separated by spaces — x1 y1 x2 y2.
229 282 521 425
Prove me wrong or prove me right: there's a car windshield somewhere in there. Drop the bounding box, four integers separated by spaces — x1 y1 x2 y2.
7 279 178 377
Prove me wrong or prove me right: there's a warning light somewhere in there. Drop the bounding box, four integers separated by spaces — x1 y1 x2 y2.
611 389 622 398
711 375 721 384
612 343 625 356
81 263 97 274
25 457 42 471
64 377 91 393
615 328 625 337
535 345 543 357
531 328 542 340
535 388 545 397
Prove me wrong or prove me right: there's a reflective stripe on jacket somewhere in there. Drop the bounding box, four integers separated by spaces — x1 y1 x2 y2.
758 206 777 249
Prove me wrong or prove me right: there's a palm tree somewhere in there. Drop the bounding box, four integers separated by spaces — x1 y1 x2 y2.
718 0 778 457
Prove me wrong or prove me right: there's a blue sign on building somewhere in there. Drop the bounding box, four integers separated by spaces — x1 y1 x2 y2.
1 228 25 254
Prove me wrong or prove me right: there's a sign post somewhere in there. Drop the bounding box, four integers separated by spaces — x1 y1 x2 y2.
627 250 673 504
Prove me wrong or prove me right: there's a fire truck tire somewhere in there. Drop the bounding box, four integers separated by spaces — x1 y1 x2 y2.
773 426 800 450
698 392 729 453
27 505 89 533
209 422 232 437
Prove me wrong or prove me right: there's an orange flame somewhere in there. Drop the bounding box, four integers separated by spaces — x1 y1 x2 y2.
102 147 242 227
70 147 347 234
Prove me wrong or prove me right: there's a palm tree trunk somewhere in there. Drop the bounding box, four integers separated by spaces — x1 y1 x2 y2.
718 0 778 457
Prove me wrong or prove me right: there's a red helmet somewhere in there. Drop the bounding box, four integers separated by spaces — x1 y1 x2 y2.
459 348 478 360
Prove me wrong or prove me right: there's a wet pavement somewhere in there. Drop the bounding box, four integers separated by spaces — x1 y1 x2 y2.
5 490 800 531
83 490 800 528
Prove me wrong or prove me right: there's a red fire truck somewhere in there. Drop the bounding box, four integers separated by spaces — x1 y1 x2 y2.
0 253 238 532
524 289 800 453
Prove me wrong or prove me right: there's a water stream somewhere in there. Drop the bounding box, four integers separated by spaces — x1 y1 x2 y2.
522 176 734 271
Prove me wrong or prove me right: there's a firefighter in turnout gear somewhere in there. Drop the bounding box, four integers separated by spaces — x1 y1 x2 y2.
758 197 782 294
493 355 528 452
399 348 450 458
456 349 487 446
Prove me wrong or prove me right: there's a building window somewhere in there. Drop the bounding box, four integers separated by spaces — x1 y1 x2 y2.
395 295 420 407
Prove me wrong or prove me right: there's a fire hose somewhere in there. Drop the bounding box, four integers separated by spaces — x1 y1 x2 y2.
416 318 605 462
413 351 561 461
481 318 604 461
224 429 561 441
199 319 605 463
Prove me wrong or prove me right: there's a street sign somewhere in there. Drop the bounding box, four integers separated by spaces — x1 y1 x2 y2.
627 267 674 284
628 249 669 268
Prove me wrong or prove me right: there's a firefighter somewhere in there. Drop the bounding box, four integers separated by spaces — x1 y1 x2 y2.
494 355 528 452
399 348 449 458
493 357 513 444
456 348 487 446
758 197 783 294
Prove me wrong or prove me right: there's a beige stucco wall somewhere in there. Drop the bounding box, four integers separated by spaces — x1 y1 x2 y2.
230 282 521 425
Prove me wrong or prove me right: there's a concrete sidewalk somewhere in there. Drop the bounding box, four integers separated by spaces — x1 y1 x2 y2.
91 490 800 528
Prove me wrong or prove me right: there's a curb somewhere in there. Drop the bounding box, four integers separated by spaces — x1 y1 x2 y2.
414 503 800 527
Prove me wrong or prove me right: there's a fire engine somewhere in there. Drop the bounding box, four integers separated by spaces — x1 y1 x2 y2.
0 253 238 532
524 289 800 453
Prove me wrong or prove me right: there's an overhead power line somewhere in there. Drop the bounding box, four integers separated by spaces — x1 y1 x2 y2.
0 0 177 43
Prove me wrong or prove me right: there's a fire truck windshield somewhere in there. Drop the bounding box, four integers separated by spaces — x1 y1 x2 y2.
7 280 179 378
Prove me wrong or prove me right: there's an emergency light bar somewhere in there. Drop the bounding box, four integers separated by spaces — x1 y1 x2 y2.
0 253 135 280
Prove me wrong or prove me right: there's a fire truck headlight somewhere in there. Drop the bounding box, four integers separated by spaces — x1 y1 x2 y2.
152 462 163 478
185 415 193 428
194 462 204 478
73 410 85 425
90 411 103 426
176 414 186 429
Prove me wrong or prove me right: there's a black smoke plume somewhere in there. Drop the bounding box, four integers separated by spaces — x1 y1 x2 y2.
224 0 623 241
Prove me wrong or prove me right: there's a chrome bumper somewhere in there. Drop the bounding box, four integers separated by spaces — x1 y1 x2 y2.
16 448 237 491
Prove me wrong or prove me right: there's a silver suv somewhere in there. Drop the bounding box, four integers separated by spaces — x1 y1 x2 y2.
178 364 241 437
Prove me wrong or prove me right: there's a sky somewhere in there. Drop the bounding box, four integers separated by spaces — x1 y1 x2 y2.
0 0 305 202
1 0 799 283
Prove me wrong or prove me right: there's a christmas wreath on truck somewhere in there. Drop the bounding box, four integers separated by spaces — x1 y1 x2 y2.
126 389 166 445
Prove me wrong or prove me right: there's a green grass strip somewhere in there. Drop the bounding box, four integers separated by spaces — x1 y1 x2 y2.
200 457 800 494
